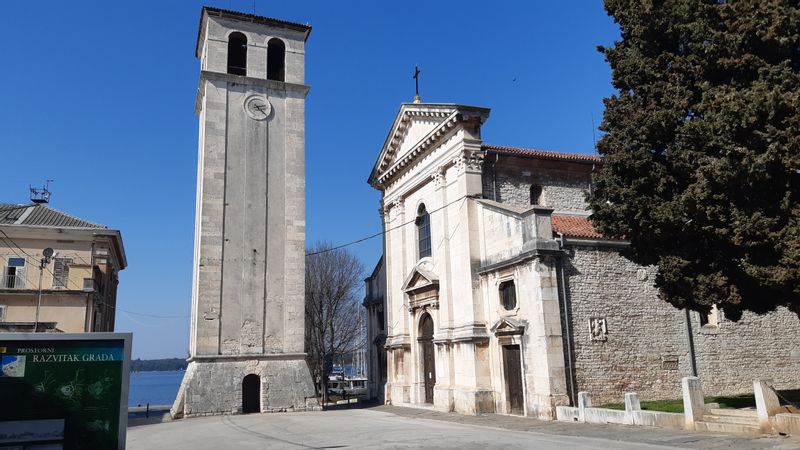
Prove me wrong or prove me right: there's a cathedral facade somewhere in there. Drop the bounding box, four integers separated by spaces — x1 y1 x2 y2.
368 101 800 419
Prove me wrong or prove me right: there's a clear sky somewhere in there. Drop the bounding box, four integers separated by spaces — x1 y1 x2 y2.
0 1 619 359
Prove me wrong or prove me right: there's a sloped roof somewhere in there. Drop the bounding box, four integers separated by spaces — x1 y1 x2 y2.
483 144 601 164
0 204 106 229
551 215 604 239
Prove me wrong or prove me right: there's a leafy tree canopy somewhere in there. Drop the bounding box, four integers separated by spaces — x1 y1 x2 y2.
591 0 800 320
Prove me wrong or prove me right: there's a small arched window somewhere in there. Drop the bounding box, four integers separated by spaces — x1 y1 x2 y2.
499 280 517 310
416 204 432 258
267 38 286 81
227 32 248 76
530 184 543 205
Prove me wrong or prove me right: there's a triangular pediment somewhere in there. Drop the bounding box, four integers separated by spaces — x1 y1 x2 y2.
490 317 525 336
401 264 439 293
368 103 491 188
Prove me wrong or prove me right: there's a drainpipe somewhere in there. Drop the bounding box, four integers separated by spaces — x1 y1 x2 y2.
684 309 698 377
556 232 577 406
491 154 499 201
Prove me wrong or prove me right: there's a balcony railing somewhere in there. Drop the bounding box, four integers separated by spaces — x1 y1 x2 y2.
2 274 26 289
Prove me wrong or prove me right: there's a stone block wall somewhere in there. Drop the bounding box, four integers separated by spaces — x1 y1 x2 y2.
564 245 800 404
694 307 800 395
564 246 688 403
482 158 591 212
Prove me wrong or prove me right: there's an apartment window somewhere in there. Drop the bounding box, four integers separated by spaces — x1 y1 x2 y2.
4 257 26 288
52 257 73 289
499 280 517 310
416 204 432 258
0 305 7 322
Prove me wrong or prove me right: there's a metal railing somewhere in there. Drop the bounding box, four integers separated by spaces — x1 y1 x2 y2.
2 274 26 289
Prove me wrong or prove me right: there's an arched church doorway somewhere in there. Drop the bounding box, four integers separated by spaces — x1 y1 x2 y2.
419 313 435 404
242 374 260 414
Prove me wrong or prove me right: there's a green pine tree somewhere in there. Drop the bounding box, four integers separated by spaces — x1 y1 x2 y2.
590 0 800 320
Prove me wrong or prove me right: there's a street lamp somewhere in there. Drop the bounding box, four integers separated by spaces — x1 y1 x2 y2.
34 247 54 332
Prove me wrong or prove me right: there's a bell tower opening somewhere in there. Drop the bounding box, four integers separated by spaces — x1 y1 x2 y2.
267 38 285 81
227 32 248 76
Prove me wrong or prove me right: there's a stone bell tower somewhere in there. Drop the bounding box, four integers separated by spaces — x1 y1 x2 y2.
172 6 316 417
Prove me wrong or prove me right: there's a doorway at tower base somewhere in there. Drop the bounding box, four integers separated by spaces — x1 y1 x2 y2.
171 355 319 418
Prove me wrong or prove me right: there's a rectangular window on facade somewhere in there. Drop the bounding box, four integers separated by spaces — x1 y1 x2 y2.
52 257 74 289
4 257 26 289
0 305 6 322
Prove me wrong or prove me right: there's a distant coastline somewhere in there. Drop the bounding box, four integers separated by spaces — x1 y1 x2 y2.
130 358 187 373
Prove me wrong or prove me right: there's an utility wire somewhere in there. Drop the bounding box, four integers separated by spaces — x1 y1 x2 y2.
0 228 187 320
306 193 480 257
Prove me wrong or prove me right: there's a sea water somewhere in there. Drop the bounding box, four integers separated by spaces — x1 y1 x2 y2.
128 371 184 407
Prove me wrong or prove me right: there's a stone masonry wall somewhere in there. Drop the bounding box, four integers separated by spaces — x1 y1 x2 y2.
565 246 800 405
482 157 592 212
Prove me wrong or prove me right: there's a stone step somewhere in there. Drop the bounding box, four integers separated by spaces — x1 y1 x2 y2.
707 408 758 418
695 421 762 436
701 414 759 426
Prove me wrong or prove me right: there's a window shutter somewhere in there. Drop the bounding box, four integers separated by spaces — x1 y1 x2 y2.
14 267 26 288
0 305 6 321
52 258 72 289
2 266 8 288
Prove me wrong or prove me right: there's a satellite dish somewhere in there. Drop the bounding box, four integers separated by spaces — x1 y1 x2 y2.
42 248 54 258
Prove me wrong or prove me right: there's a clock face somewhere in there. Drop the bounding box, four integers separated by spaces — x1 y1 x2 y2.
244 95 271 120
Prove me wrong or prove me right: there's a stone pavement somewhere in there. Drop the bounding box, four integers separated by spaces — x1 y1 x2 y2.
127 404 800 450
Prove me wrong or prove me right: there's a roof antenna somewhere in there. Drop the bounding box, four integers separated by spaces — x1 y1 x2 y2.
30 180 53 204
591 112 597 154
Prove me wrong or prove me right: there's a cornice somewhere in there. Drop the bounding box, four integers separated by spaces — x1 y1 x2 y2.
369 104 490 189
196 70 310 113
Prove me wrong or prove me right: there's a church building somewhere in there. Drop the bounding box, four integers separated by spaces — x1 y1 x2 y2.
367 101 800 419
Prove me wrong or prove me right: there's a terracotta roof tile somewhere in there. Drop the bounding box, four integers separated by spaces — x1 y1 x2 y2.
483 144 601 164
551 215 605 239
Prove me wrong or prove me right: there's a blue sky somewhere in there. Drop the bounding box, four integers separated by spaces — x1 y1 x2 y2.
0 1 619 359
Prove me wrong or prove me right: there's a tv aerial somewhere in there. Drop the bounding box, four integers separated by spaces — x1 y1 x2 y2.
30 180 53 204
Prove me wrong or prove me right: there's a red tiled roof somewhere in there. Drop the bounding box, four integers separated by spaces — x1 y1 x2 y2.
551 215 605 239
483 144 601 164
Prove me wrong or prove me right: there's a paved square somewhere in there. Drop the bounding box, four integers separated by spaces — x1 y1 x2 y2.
127 405 800 449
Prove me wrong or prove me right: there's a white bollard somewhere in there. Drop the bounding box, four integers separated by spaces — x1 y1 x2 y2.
578 391 592 423
682 377 704 430
754 379 781 433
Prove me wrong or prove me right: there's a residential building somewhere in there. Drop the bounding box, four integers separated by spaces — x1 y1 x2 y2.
0 204 126 333
367 101 800 419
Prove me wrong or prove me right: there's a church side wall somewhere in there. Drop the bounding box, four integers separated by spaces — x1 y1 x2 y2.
694 307 800 394
566 245 800 405
482 159 591 212
565 246 688 404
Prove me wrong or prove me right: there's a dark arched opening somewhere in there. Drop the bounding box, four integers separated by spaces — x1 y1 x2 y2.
530 184 542 205
267 38 286 81
242 374 260 413
418 313 435 403
227 32 248 76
